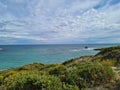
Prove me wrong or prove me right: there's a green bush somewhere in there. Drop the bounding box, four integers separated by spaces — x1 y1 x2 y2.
0 75 3 85
41 64 57 72
79 63 115 86
100 60 116 67
62 84 79 90
61 67 86 89
61 62 115 89
3 70 18 79
2 70 80 90
49 65 66 76
2 71 63 90
0 62 116 90
15 63 44 71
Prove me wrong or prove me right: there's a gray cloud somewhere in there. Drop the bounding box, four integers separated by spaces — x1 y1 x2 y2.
0 0 120 44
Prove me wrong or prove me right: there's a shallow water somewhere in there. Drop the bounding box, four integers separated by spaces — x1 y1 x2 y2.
0 44 118 69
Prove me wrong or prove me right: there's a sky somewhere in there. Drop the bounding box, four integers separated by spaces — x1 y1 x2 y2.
0 0 120 44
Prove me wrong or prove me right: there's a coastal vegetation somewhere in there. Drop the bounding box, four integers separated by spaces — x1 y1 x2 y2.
0 46 120 90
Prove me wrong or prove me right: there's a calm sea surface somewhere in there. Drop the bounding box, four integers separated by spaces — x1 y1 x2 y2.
0 44 118 69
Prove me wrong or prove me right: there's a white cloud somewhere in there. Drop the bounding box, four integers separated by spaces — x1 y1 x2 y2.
0 0 120 44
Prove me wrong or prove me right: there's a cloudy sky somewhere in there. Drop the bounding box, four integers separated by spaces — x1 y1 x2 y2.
0 0 120 44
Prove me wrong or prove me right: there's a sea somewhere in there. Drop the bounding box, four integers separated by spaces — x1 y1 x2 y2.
0 44 119 69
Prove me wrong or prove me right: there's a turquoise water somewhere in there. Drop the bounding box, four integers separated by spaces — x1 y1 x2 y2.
0 44 118 69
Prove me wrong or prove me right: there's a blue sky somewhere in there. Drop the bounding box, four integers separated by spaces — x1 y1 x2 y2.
0 0 120 44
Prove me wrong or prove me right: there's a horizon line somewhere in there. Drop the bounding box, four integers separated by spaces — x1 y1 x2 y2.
0 43 120 46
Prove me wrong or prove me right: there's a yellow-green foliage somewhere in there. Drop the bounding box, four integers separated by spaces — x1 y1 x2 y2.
0 61 116 90
62 84 79 90
96 46 120 65
15 62 44 71
62 56 92 65
1 70 79 90
49 65 67 76
0 75 3 85
100 60 116 67
41 64 57 71
3 70 18 79
78 62 115 85
2 71 63 90
96 45 120 55
61 62 115 89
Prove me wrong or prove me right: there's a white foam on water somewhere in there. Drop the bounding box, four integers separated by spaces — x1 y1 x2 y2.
69 49 82 52
72 49 81 52
70 47 95 52
83 48 94 50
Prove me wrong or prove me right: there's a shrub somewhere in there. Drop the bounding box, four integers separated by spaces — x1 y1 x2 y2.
0 75 3 85
61 62 115 89
78 62 115 87
49 65 66 76
61 67 86 89
3 71 18 79
62 83 79 90
41 64 57 72
100 60 116 67
15 63 44 71
2 71 63 90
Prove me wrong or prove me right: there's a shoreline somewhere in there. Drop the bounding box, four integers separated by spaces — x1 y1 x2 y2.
0 56 93 71
0 45 120 90
0 47 102 71
0 45 116 71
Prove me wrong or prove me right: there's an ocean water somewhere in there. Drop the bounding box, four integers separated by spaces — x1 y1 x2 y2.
0 44 118 69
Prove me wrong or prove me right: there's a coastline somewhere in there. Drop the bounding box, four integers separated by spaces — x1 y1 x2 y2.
0 45 117 70
0 46 110 70
0 45 120 90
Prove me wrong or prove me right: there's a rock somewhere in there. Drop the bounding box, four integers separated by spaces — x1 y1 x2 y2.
84 46 88 49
